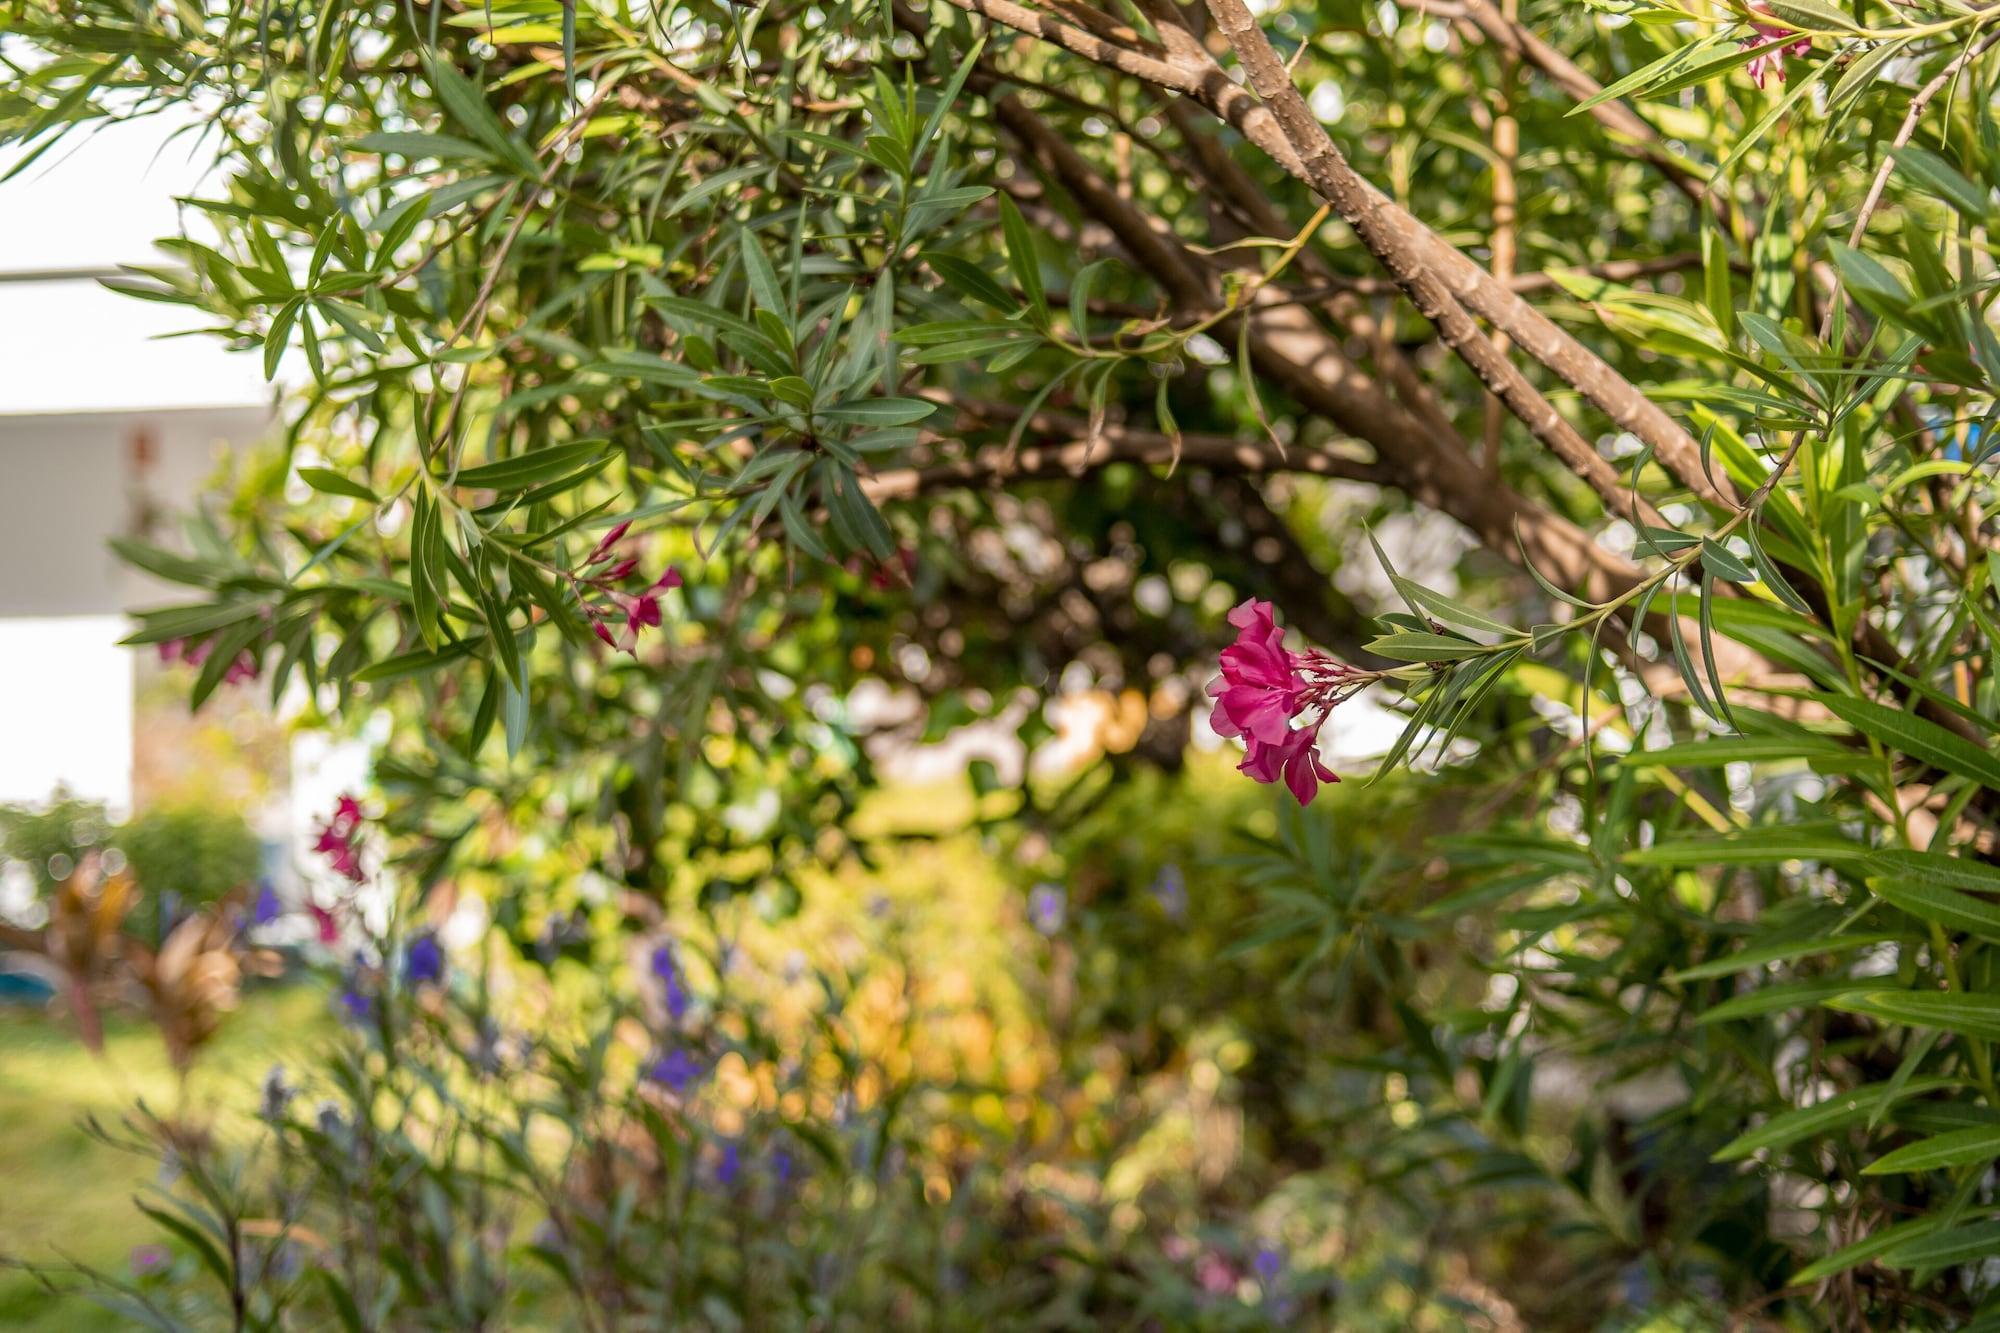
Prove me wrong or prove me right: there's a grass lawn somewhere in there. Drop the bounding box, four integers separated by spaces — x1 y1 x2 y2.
0 983 328 1330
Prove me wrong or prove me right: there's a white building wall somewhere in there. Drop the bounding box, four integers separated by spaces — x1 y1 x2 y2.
1 113 279 815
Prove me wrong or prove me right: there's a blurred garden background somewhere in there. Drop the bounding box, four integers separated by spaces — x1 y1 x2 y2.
6 0 2000 1328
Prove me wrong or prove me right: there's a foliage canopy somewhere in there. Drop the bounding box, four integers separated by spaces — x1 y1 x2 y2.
8 0 2000 1324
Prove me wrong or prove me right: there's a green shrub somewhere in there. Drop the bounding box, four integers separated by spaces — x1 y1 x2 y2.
117 805 263 942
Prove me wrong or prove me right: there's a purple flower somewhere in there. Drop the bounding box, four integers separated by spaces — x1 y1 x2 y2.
650 941 690 1022
772 1146 796 1187
644 1048 703 1093
1254 1245 1285 1286
404 931 445 988
1150 864 1187 921
252 882 283 926
715 1139 740 1186
335 955 375 1024
129 1245 170 1276
336 985 373 1024
1028 883 1066 936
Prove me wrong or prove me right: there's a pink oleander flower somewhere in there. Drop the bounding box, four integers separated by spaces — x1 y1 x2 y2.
585 519 633 566
159 636 260 687
575 518 683 656
1206 598 1367 807
313 795 367 884
1742 2 1810 87
307 901 341 944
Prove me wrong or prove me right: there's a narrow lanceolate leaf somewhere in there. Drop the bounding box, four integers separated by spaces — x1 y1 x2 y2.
351 638 480 684
1696 979 1872 1024
1789 1216 1943 1285
410 493 445 650
1830 991 2000 1041
450 442 610 491
1621 735 1857 768
1862 1125 2000 1175
1870 877 2000 941
1670 931 1898 982
1363 632 1491 663
1700 537 1755 584
816 397 936 425
1624 825 1869 867
1890 144 1990 220
996 193 1047 325
298 467 380 503
1819 694 2000 793
1882 1219 2000 1269
1711 1078 1957 1162
738 230 787 316
1866 850 2000 895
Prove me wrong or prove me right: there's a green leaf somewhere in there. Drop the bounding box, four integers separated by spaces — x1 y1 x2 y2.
425 54 540 177
1819 694 2000 792
921 251 1018 313
1625 825 1869 867
1863 1125 2000 1175
352 639 480 684
739 231 787 316
1830 991 2000 1041
1695 979 1871 1024
1363 632 1491 663
1759 1 1856 33
352 131 491 161
997 194 1047 326
1712 1077 1956 1162
122 601 265 645
1670 931 1899 981
1870 877 2000 942
1573 34 1767 115
1700 537 1755 583
1883 1219 2000 1269
450 442 611 491
1891 144 1990 220
1866 850 2000 895
1620 735 1857 768
817 397 937 425
298 467 381 503
1789 1215 1942 1285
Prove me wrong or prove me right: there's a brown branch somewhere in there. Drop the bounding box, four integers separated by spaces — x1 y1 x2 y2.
1821 25 2000 340
938 0 1733 506
1198 0 1650 524
865 409 1390 500
1448 0 1724 223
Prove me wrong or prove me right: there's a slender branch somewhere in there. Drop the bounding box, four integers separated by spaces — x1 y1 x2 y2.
1198 0 1649 523
936 0 1733 505
1820 24 2000 340
864 411 1390 500
1447 0 1725 224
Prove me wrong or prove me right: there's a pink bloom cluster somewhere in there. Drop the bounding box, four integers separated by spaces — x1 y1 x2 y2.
1206 599 1366 807
1743 2 1810 87
575 520 682 654
158 637 260 686
314 795 367 884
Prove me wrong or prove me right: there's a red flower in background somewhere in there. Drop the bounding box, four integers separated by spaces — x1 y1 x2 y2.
314 796 367 884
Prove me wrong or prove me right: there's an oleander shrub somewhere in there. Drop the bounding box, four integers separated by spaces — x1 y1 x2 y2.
7 0 2000 1325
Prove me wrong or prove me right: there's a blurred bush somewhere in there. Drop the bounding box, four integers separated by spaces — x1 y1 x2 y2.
0 792 113 894
117 804 262 944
